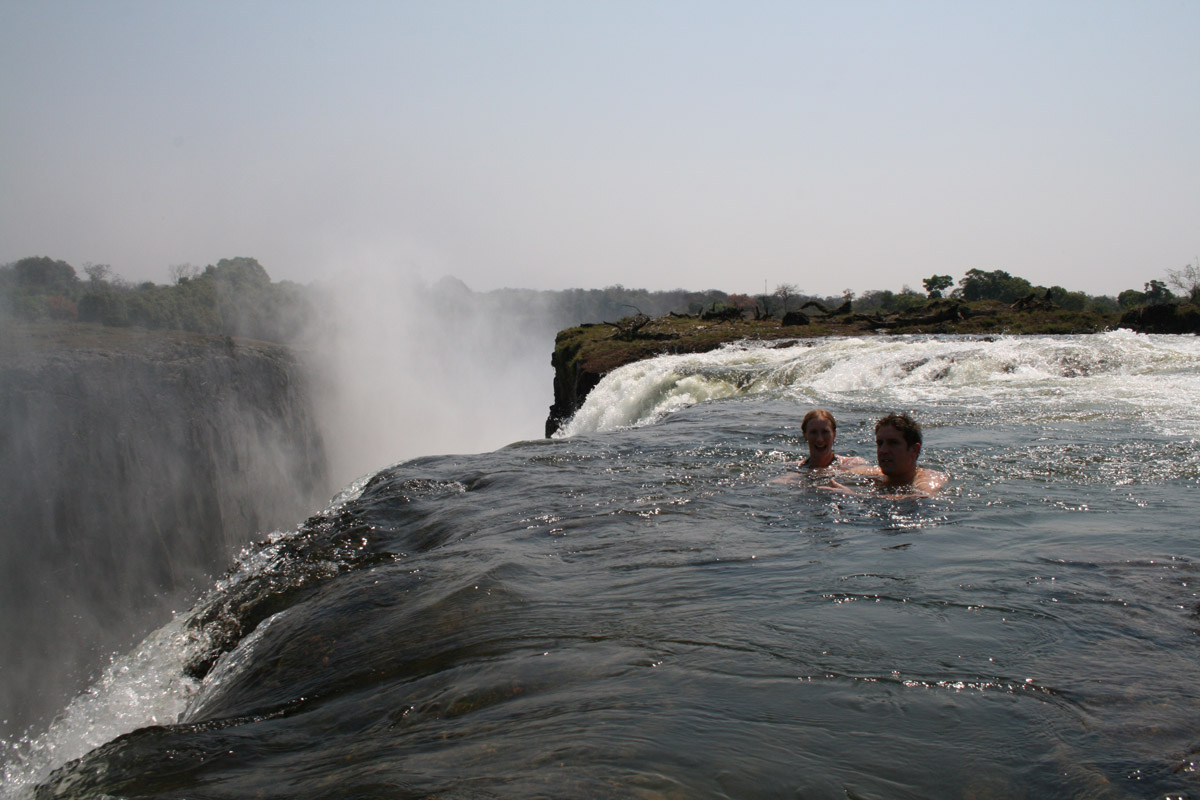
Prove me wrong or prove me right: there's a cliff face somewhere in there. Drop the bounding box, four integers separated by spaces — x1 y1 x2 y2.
545 326 604 437
0 324 329 737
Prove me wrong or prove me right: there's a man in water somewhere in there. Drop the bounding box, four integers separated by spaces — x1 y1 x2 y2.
823 412 947 497
868 412 946 495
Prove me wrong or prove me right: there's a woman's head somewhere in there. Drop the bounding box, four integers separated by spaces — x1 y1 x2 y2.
801 409 837 456
801 409 837 435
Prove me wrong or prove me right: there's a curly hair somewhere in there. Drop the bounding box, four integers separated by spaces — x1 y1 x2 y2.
875 412 922 447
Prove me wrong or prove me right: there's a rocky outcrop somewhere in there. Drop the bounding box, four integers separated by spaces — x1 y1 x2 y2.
545 325 605 437
543 301 1133 437
859 301 970 330
0 323 329 736
1119 302 1200 334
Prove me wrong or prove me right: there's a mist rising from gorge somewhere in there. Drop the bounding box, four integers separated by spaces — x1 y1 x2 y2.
299 273 560 489
0 329 327 739
0 261 726 741
298 271 733 489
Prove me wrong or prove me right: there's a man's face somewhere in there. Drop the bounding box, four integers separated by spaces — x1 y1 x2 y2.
875 424 920 479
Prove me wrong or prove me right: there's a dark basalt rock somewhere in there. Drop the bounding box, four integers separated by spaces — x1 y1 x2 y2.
545 326 603 437
1119 302 1200 334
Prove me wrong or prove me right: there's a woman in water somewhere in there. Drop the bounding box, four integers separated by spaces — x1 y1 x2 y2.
773 409 867 485
796 409 867 470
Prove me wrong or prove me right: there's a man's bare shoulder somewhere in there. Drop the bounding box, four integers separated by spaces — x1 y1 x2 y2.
914 467 948 494
831 465 948 498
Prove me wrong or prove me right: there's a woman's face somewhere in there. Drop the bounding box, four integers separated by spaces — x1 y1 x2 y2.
803 418 835 454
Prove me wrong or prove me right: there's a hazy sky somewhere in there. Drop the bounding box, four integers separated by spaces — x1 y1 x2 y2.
2 1 1196 297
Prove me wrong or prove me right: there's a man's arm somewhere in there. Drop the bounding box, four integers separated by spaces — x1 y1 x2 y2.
816 467 947 498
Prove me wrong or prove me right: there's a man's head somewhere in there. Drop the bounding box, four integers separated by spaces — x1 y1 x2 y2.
875 413 922 447
874 413 922 483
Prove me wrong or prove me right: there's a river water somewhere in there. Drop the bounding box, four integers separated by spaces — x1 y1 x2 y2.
4 332 1200 798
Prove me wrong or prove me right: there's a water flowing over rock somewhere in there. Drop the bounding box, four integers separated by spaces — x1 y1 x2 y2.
6 331 1200 799
0 324 329 737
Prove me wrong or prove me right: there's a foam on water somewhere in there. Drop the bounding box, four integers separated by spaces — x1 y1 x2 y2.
0 479 377 799
557 331 1200 437
6 331 1200 798
0 617 200 798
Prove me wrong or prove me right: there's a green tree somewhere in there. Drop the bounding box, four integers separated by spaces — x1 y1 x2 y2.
78 286 129 326
1118 289 1146 309
203 256 271 289
854 287 926 314
13 256 79 296
201 257 275 339
1045 286 1087 311
45 295 78 320
83 262 112 283
955 269 1034 303
1 256 81 319
1144 280 1174 305
922 274 953 299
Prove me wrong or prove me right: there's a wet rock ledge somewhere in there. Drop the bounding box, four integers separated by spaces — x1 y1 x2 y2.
544 299 1196 436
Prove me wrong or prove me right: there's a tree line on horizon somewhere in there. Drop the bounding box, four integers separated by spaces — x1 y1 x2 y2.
2 254 1198 345
0 256 314 344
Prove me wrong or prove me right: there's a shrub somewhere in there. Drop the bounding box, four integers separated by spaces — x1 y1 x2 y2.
45 295 78 321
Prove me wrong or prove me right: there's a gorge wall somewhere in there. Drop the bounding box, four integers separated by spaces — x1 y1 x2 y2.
0 324 329 737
